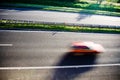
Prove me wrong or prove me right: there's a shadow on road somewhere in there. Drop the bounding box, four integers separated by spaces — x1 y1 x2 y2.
52 52 97 80
77 14 91 21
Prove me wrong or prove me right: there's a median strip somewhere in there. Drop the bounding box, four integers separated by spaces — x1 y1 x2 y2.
0 20 120 34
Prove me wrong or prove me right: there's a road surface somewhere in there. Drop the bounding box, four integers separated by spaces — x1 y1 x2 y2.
0 30 120 80
0 9 120 27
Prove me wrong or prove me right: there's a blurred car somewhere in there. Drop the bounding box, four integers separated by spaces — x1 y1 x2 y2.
70 41 105 54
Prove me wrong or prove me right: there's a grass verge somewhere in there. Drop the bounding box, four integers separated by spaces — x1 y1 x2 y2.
0 20 120 34
0 3 120 17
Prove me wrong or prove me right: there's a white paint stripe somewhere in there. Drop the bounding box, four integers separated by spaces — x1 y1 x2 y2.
0 44 13 47
0 30 57 33
0 64 120 70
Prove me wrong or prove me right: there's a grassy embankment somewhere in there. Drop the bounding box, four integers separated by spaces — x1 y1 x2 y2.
0 20 120 34
1 0 120 16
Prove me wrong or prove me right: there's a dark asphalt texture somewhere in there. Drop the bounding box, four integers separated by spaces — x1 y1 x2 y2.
0 30 120 80
0 9 120 27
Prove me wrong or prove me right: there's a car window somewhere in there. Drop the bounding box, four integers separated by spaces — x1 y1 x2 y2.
72 46 90 49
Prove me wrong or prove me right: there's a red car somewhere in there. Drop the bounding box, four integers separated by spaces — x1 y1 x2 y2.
70 41 105 54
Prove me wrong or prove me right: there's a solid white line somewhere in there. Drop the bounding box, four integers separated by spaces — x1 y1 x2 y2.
0 30 58 33
0 44 13 47
0 64 120 70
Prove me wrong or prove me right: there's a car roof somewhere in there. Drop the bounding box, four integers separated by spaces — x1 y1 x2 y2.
72 41 94 46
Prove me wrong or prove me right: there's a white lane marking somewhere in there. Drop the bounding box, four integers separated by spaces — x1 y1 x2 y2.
0 44 13 47
0 30 57 33
0 64 120 70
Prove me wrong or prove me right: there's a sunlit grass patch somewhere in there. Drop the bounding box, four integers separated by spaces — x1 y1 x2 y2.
1 1 120 17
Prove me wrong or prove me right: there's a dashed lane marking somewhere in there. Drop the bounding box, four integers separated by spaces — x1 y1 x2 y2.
0 44 13 47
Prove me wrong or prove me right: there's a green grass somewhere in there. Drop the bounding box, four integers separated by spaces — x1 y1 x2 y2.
0 20 120 34
1 3 120 16
2 0 119 12
1 0 120 16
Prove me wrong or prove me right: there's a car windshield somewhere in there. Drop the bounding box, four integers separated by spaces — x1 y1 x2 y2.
72 46 90 49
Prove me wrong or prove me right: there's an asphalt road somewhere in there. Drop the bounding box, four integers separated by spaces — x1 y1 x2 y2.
0 30 120 80
0 9 120 27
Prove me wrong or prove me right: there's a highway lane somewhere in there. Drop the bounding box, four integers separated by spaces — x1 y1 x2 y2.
0 9 120 27
0 30 120 80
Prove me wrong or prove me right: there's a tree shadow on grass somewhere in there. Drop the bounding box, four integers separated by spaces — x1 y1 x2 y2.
52 52 97 80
